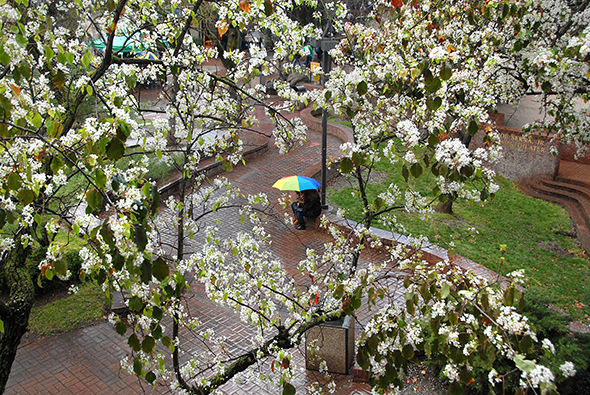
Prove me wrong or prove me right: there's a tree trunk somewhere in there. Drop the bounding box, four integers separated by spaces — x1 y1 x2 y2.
0 235 34 393
435 198 453 214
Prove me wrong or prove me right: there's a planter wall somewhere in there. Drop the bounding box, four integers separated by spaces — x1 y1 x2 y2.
305 315 355 375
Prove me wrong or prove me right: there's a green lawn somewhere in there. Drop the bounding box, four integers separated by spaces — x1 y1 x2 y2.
328 167 590 321
28 282 106 337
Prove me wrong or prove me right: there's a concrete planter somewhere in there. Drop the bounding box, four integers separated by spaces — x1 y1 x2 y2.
305 315 355 374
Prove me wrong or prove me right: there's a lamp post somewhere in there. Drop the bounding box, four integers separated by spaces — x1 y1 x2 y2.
319 39 338 210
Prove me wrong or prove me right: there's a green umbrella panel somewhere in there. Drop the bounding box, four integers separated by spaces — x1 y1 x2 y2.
88 36 142 54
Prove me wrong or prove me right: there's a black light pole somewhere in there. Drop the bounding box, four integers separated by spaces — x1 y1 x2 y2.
320 40 336 210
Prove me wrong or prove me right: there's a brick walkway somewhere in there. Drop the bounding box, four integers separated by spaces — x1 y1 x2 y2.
5 103 381 394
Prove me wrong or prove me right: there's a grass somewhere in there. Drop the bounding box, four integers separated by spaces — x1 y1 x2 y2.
27 282 106 337
328 164 590 321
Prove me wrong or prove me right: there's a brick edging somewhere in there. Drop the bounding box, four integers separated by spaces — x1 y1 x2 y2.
158 131 269 198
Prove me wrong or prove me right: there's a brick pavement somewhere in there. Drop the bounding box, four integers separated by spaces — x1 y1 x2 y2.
5 103 381 394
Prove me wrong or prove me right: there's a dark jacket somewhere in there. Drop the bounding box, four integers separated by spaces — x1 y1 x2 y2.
296 189 322 218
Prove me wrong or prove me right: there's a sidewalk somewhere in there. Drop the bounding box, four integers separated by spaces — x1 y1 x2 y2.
5 104 377 395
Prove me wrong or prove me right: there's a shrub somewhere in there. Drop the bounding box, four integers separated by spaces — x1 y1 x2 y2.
0 247 82 295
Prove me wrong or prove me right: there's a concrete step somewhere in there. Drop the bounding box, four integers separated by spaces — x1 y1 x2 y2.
519 182 590 253
556 161 590 189
540 178 590 200
556 175 590 189
534 179 590 226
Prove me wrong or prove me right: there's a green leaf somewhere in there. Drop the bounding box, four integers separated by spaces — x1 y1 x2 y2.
141 259 152 284
145 371 156 384
98 137 109 154
426 77 442 93
423 66 434 85
85 189 103 211
20 63 30 79
402 344 414 360
346 107 355 119
65 52 75 65
468 120 479 136
406 299 415 315
481 292 489 310
449 311 459 325
352 152 363 166
31 113 43 129
106 137 125 161
134 225 148 252
128 296 143 312
81 51 92 70
514 354 536 374
519 335 533 353
340 157 353 174
95 168 106 189
152 306 163 321
7 173 21 190
117 121 131 142
133 357 142 375
150 188 161 216
125 74 137 90
54 257 68 277
420 282 430 301
402 164 409 182
440 63 452 81
128 333 141 352
53 70 65 91
44 45 54 61
18 189 34 206
502 1 509 18
325 90 332 101
283 382 296 395
503 286 515 306
357 81 368 96
357 347 369 370
15 34 27 48
0 52 10 66
410 163 423 178
480 188 489 201
449 381 465 395
115 321 127 336
51 156 63 173
153 257 169 281
222 160 233 171
426 96 442 111
0 319 4 334
440 283 450 298
142 336 155 353
111 173 124 192
264 0 274 16
333 284 344 300
428 134 440 147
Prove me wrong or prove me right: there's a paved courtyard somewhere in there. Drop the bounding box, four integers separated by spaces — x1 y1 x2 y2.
5 103 388 395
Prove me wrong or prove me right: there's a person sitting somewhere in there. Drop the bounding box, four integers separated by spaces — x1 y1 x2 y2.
291 189 322 230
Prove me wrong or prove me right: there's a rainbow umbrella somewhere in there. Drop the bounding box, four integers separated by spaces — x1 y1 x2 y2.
272 175 321 191
138 51 159 60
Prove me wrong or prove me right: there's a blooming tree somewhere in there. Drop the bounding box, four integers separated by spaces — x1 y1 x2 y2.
0 0 586 393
